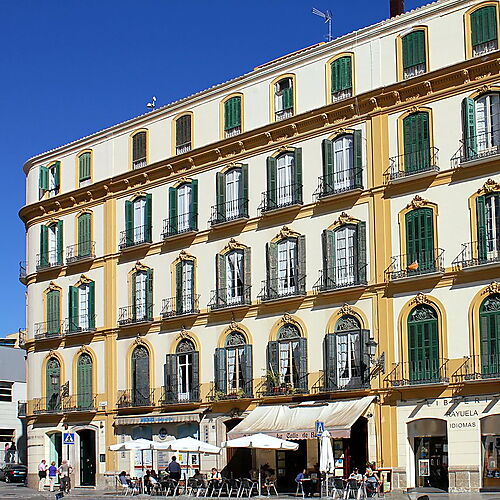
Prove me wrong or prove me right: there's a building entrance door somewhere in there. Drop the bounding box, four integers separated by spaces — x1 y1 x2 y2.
276 440 306 492
78 429 96 486
49 432 62 466
414 436 448 490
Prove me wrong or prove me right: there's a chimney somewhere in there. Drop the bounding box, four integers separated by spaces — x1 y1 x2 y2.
390 0 404 17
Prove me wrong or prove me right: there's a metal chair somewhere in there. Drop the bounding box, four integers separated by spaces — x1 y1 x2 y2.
295 480 305 498
227 478 241 497
238 478 259 498
345 479 363 500
264 478 278 496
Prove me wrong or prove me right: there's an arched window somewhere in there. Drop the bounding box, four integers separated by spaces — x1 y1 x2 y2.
476 191 500 260
215 331 253 397
175 114 192 155
132 131 147 169
479 294 500 377
470 5 498 57
39 161 60 199
77 354 93 409
266 324 307 393
122 194 152 248
402 111 431 173
401 30 426 79
330 56 353 102
224 96 242 137
213 166 249 224
46 358 61 411
164 339 199 403
78 151 92 186
407 304 439 383
131 346 150 406
274 78 294 121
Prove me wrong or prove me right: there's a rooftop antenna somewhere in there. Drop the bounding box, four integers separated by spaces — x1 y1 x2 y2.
146 96 157 111
312 7 333 42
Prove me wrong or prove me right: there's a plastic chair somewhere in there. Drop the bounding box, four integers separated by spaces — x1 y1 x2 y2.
345 479 362 500
238 478 259 498
227 478 241 497
264 478 278 496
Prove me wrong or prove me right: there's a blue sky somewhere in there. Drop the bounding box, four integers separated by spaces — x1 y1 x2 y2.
0 0 429 334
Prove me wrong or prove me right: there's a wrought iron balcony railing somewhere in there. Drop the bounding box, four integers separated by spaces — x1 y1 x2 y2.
132 157 147 170
259 373 309 397
65 315 97 334
17 401 27 418
386 358 449 387
33 396 62 414
275 108 293 121
119 225 152 250
19 261 27 284
208 380 253 401
473 39 498 57
259 183 303 214
118 304 153 326
314 169 363 200
116 389 155 408
36 250 63 270
160 385 201 405
161 295 200 319
162 213 197 238
225 126 241 138
34 320 63 340
63 394 97 412
209 198 249 226
176 143 191 156
452 129 500 167
66 241 96 263
311 372 370 393
258 275 306 302
385 248 444 281
385 147 439 183
314 265 367 292
453 354 500 382
452 240 500 269
208 286 251 311
332 88 352 103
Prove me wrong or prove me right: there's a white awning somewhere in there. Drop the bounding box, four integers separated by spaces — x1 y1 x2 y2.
228 396 375 440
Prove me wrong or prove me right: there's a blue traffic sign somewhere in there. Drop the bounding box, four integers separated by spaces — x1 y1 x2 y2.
63 432 75 445
315 421 325 437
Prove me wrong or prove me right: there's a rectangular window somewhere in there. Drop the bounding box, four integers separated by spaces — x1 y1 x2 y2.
279 341 298 385
226 347 244 391
133 198 146 243
79 285 89 331
472 6 498 56
402 31 426 79
278 239 297 295
331 57 353 102
135 272 147 320
336 333 361 388
132 132 147 169
0 383 13 402
178 184 192 232
226 251 244 304
224 97 242 138
275 78 293 121
78 152 91 186
335 226 356 286
182 261 194 313
176 115 192 155
177 353 192 401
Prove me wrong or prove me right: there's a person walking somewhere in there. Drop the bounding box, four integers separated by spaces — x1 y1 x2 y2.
7 442 16 463
48 461 58 491
4 443 9 463
58 459 73 494
38 459 48 491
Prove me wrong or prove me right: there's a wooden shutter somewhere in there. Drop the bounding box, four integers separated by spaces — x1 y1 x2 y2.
294 148 303 203
53 161 61 189
322 229 335 288
68 286 79 332
216 172 225 221
266 156 277 209
47 290 60 334
190 180 198 231
266 242 278 297
146 269 153 320
133 132 146 162
297 235 306 293
224 97 241 130
353 130 363 187
241 344 253 396
322 139 334 188
176 115 191 147
77 354 93 408
406 208 434 270
46 359 60 410
56 220 63 265
125 200 134 245
39 166 48 191
214 348 227 393
224 99 232 131
360 329 371 386
240 164 249 217
168 187 178 234
403 112 430 172
472 6 498 47
79 153 91 183
323 334 337 390
402 31 426 70
191 351 200 400
40 225 48 267
175 261 183 313
78 213 91 257
145 193 152 242
294 337 308 391
216 253 226 303
331 57 352 93
462 97 477 159
356 222 367 284
164 354 177 403
243 247 251 302
477 195 487 261
132 349 150 405
266 341 279 389
282 85 293 110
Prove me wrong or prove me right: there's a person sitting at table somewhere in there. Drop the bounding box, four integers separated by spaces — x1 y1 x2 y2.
193 469 205 482
207 467 222 495
149 472 159 494
118 471 132 489
143 470 152 494
363 468 381 497
349 468 363 482
296 469 313 497
168 456 182 482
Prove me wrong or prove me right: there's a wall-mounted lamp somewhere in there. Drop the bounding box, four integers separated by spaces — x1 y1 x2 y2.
365 338 385 378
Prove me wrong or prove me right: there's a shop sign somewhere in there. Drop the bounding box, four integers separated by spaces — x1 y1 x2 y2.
276 431 316 440
418 459 430 477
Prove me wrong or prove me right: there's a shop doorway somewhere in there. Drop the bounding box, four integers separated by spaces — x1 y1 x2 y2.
481 414 500 490
332 416 368 477
408 419 448 491
78 429 96 486
49 432 62 466
223 419 251 479
276 440 306 491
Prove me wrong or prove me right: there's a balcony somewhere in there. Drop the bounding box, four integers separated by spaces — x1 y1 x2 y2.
385 147 439 183
34 320 63 340
225 126 241 138
332 88 352 103
119 225 152 250
33 396 62 414
116 389 155 408
258 275 306 302
209 198 249 226
36 250 63 271
452 240 500 270
451 130 500 167
118 304 153 326
275 108 293 121
314 265 367 292
63 394 97 412
176 143 191 156
208 381 253 401
314 169 363 200
19 261 27 284
386 358 449 387
454 355 500 382
385 249 444 281
162 213 197 239
311 372 369 393
473 39 498 57
160 386 201 405
258 374 309 397
17 401 27 418
161 295 200 319
66 241 95 264
208 286 251 311
132 157 147 170
259 184 302 214
65 315 96 335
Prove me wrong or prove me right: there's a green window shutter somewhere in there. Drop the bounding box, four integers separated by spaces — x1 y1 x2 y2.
241 344 253 396
164 354 178 402
472 6 498 47
132 347 150 405
294 148 303 203
216 172 225 221
133 132 146 162
214 347 227 394
403 31 426 70
331 57 352 93
266 156 277 209
477 195 487 261
224 97 241 130
321 139 334 188
353 130 363 187
282 86 293 110
68 286 79 332
190 180 198 231
403 112 430 172
323 334 337 390
145 193 152 242
243 247 251 302
40 225 48 267
405 208 434 271
191 351 200 400
266 341 279 388
224 99 232 131
39 166 48 191
294 337 308 391
321 229 335 288
462 97 477 159
297 235 306 293
87 281 95 329
175 261 183 313
360 329 371 385
266 242 278 297
53 161 61 189
125 200 134 245
216 253 226 304
46 358 61 410
56 220 63 265
234 96 241 127
47 290 60 334
79 153 91 183
78 213 91 257
176 115 191 147
356 222 367 284
146 269 153 320
77 354 93 408
240 164 249 217
168 187 178 234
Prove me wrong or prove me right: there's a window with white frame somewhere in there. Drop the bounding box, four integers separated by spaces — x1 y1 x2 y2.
277 153 294 206
178 183 192 232
334 225 356 286
476 93 500 152
274 78 293 120
277 238 297 295
226 250 244 304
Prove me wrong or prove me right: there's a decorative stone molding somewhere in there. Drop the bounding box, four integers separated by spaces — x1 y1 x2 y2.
476 83 491 94
133 334 146 346
47 281 60 292
482 281 500 295
478 178 500 194
280 313 300 329
412 292 431 305
78 345 90 355
332 212 359 228
75 274 93 287
133 261 149 273
223 238 247 253
339 303 355 316
228 320 241 332
275 226 301 241
406 195 430 210
178 250 195 261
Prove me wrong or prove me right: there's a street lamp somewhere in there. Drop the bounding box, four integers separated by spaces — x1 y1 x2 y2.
365 338 385 378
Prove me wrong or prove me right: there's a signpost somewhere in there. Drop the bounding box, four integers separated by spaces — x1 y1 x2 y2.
63 432 74 461
315 421 325 438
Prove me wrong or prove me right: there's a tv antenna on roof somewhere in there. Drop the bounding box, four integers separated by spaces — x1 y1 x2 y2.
312 7 333 42
146 96 157 111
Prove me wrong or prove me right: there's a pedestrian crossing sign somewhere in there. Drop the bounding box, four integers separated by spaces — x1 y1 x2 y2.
315 421 325 437
63 432 75 445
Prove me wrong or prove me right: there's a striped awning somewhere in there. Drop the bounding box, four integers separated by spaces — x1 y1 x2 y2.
115 409 205 426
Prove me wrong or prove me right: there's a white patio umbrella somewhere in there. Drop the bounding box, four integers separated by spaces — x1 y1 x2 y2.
109 438 156 474
319 430 335 496
221 433 299 494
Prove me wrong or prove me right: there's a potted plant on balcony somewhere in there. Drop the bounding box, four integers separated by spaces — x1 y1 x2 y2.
266 370 281 394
